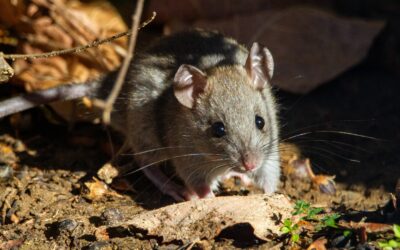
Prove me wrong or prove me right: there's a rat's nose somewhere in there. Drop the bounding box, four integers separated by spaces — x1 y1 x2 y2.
241 152 258 171
243 161 256 171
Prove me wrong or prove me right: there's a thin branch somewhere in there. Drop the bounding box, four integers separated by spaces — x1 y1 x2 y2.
2 11 155 60
0 81 98 118
98 0 145 124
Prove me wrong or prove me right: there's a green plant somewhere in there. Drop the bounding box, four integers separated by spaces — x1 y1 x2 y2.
378 224 400 250
280 218 300 243
315 213 340 231
281 200 343 244
293 200 323 220
321 213 340 228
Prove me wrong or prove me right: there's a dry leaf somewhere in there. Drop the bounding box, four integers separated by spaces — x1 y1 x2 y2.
169 7 385 94
7 0 127 91
307 237 327 250
302 158 336 195
114 194 292 242
81 177 121 201
338 221 392 234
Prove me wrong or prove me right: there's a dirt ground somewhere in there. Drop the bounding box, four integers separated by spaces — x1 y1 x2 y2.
1 3 400 250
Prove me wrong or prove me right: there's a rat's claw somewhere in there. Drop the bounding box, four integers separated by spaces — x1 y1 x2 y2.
222 171 254 186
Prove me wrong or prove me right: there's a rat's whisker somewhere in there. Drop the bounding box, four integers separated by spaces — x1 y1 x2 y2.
281 130 381 142
124 153 228 176
121 146 195 156
205 162 234 184
291 138 372 154
279 119 376 137
185 158 232 186
297 145 361 163
123 153 229 176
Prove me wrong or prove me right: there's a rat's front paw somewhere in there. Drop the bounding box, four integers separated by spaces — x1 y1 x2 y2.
162 183 197 201
190 184 214 199
222 171 254 186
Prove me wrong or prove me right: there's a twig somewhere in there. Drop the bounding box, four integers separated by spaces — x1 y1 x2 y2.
0 81 98 118
96 0 145 124
2 11 155 60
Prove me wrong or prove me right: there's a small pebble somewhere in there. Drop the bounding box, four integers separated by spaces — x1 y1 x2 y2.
87 241 112 250
331 234 351 248
58 219 78 233
0 164 13 181
101 208 124 225
356 243 376 250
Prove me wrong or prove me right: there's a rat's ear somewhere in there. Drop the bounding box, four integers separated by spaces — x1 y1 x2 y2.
173 64 207 109
245 42 274 90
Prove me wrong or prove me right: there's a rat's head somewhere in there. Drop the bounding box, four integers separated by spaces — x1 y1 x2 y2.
173 43 279 176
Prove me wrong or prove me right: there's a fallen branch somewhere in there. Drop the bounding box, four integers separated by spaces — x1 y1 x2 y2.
0 81 98 118
2 11 155 61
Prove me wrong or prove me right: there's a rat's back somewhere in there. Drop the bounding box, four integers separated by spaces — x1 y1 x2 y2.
126 30 248 98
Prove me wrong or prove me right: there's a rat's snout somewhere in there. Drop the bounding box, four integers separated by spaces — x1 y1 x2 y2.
240 151 260 172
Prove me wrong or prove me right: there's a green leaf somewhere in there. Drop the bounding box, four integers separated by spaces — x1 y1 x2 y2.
388 239 400 247
305 207 323 220
291 233 300 243
393 224 400 239
378 241 391 248
283 218 293 228
281 226 291 234
322 213 340 228
293 200 310 215
343 230 352 237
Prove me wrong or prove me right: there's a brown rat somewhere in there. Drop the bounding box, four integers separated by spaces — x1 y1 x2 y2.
0 30 281 201
111 30 281 200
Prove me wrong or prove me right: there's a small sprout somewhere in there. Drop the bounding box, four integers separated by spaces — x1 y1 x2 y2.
321 213 340 228
305 207 324 220
293 200 310 215
291 233 300 243
280 218 300 243
379 224 400 250
343 230 352 237
293 200 323 220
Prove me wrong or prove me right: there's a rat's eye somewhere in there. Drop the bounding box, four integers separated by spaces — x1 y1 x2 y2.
211 122 226 138
255 115 265 130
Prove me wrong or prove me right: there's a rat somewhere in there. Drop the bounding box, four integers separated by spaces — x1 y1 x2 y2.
0 30 281 201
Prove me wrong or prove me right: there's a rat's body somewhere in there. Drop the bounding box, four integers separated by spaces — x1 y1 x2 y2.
1 30 281 200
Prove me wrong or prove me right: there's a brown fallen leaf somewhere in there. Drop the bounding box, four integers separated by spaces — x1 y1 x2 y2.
338 221 392 234
81 177 122 201
113 194 292 242
279 142 304 176
307 237 327 250
168 7 385 94
5 0 127 91
302 159 336 195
